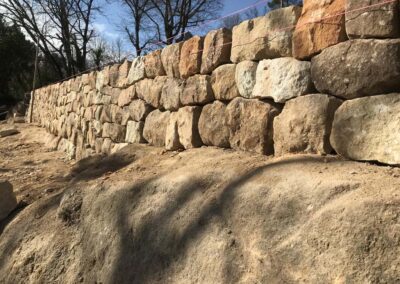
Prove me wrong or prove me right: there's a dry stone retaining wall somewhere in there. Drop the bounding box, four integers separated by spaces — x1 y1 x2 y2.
28 1 400 165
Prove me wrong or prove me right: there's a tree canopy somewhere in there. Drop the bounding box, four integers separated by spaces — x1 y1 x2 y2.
0 17 35 104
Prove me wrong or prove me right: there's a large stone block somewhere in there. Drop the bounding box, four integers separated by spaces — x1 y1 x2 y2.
231 6 301 63
198 101 230 148
346 0 400 39
117 60 132 87
109 64 120 87
127 56 146 85
161 42 183 78
226 98 279 155
118 85 136 107
330 93 400 165
0 180 17 221
179 36 204 78
165 112 183 151
311 39 400 99
143 110 171 147
160 78 184 111
96 66 110 91
125 120 145 143
128 99 153 122
102 122 126 143
293 0 347 59
144 49 166 78
101 138 113 154
100 105 112 123
273 94 342 156
57 138 76 159
235 61 258 99
253 58 312 103
136 77 167 108
201 28 232 74
211 64 240 101
177 106 203 149
181 75 214 106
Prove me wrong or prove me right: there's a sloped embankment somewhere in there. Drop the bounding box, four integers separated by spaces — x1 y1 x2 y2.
0 125 399 283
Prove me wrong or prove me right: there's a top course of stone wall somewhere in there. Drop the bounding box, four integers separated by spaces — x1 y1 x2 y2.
29 0 400 166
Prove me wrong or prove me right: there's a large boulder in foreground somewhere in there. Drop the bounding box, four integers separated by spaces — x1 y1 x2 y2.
143 110 171 147
274 94 342 156
311 39 400 99
330 93 400 165
345 0 400 39
198 101 230 148
252 58 312 103
0 180 17 221
201 28 232 74
292 0 347 59
231 6 301 63
226 98 280 155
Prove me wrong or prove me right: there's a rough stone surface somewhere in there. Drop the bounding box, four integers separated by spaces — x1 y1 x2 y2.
118 85 136 107
226 98 280 155
160 78 184 111
311 39 400 99
128 99 153 122
127 56 146 84
111 143 129 154
235 61 258 99
143 110 171 147
101 138 112 154
161 42 183 78
293 0 347 59
253 58 312 103
181 75 214 106
177 106 203 149
179 36 204 79
198 101 230 148
273 94 342 156
346 0 400 39
201 28 232 74
117 60 132 87
211 64 240 101
330 93 400 165
144 50 166 78
231 6 302 63
0 128 19 137
109 64 120 87
96 66 110 91
136 77 167 108
102 123 126 143
57 138 76 159
165 112 183 151
125 120 145 143
0 180 17 221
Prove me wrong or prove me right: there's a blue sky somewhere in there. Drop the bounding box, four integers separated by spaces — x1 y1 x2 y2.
95 0 266 53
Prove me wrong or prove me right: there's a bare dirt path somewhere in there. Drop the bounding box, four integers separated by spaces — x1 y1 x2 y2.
0 123 400 283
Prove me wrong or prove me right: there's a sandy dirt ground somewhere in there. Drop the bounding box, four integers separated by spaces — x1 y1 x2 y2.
0 123 400 283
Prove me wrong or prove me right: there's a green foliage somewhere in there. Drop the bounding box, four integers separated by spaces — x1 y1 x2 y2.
0 17 35 104
267 0 303 9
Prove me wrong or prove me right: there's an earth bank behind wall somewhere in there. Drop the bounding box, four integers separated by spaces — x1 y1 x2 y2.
28 1 400 165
